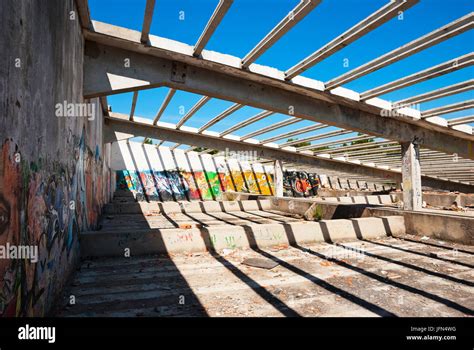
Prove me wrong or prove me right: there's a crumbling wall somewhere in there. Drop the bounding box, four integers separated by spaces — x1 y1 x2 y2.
0 0 112 316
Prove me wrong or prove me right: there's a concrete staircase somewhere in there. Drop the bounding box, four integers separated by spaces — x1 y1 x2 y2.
80 190 406 258
55 190 413 317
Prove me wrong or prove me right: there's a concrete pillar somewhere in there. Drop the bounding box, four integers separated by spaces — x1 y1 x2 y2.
401 141 422 211
274 160 283 197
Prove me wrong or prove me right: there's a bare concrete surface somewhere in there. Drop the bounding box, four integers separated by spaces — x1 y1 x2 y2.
57 235 474 317
80 198 405 257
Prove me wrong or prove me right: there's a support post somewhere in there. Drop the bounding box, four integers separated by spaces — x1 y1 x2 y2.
401 141 422 210
274 160 283 197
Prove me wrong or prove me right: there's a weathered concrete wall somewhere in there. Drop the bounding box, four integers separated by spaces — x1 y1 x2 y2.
0 0 112 316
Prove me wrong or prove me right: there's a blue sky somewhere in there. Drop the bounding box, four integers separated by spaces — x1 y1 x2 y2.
89 0 473 148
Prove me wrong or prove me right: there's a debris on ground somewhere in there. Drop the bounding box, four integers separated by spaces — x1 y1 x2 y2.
242 258 279 270
222 249 234 256
442 201 467 212
270 243 289 252
387 273 402 280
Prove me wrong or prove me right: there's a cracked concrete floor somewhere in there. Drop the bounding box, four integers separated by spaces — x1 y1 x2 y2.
56 234 474 317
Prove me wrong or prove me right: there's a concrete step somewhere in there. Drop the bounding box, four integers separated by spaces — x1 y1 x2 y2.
104 199 273 215
81 216 405 258
99 210 303 230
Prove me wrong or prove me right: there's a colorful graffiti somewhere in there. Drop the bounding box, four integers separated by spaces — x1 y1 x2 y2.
283 171 320 197
224 171 274 196
117 168 275 200
117 170 224 201
0 130 110 316
116 165 323 200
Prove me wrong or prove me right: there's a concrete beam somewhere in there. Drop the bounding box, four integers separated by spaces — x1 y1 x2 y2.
285 0 419 80
327 141 395 154
129 91 138 121
140 0 156 44
261 123 328 144
360 53 474 101
99 96 110 116
104 113 474 193
153 88 175 124
220 110 274 136
396 79 474 106
422 100 474 119
83 29 474 159
241 117 301 140
283 129 352 147
341 145 400 157
326 13 474 89
106 112 404 179
75 0 92 30
448 115 474 126
302 135 373 152
176 95 211 129
194 0 233 56
241 0 321 68
199 103 243 133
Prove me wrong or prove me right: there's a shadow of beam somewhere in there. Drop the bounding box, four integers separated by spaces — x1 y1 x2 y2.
240 225 396 316
361 237 474 270
280 224 474 316
335 241 474 287
199 227 301 317
393 236 474 256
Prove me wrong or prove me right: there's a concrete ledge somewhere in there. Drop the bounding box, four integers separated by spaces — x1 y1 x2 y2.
267 196 385 220
366 207 474 245
104 199 273 215
80 216 404 257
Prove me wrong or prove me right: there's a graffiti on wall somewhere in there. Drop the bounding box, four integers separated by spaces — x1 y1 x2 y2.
283 171 320 197
116 167 275 200
115 162 322 201
224 171 274 196
0 129 109 316
117 170 224 201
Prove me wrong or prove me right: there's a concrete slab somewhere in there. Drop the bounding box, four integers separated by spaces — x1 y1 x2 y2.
57 235 474 317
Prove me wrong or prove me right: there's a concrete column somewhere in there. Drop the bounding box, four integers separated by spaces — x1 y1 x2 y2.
274 160 283 197
401 141 422 211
